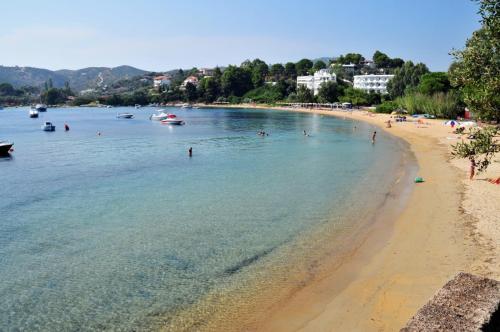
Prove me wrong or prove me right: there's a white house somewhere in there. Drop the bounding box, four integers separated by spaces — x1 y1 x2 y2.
181 75 199 89
153 75 171 88
296 69 336 95
353 74 394 94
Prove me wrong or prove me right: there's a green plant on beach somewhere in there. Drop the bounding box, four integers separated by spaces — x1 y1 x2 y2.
396 92 462 118
451 127 500 173
449 0 500 121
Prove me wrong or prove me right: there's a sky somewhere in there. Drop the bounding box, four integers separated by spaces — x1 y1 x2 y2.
0 0 481 72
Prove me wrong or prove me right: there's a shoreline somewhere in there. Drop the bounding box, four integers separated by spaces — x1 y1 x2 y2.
194 104 496 331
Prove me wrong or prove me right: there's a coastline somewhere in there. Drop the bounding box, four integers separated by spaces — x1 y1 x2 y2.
193 104 497 331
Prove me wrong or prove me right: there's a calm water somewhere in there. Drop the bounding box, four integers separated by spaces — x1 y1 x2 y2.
0 106 410 331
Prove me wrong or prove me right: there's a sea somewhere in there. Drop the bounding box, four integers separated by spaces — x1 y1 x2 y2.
0 106 415 331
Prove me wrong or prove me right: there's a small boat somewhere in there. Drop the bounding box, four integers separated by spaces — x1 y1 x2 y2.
35 104 47 112
0 140 14 155
29 109 39 118
135 104 141 109
116 113 134 119
181 103 192 109
41 122 56 131
161 114 184 125
150 110 170 121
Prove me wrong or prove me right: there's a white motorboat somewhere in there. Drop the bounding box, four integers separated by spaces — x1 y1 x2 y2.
150 110 170 121
35 104 47 112
161 114 184 125
135 104 141 109
116 113 134 119
41 122 56 131
181 103 192 109
0 140 14 155
29 109 39 118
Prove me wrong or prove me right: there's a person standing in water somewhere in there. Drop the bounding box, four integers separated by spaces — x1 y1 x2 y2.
64 123 70 131
372 131 377 144
188 147 193 157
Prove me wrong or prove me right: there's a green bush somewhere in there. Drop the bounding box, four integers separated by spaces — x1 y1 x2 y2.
396 92 462 119
375 101 399 113
243 85 283 103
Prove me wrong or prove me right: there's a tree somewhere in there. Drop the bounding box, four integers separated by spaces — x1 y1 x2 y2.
251 59 269 88
452 127 500 173
269 63 285 81
418 72 451 95
198 77 220 103
339 87 370 106
312 60 327 72
449 0 499 121
295 59 313 75
184 82 198 102
0 83 15 96
387 61 429 98
284 62 297 79
373 50 391 68
296 85 314 103
342 53 364 65
317 81 343 103
221 65 252 97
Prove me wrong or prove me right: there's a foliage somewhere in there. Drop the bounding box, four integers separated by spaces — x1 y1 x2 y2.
373 50 405 69
317 81 345 103
339 87 370 106
243 84 284 103
284 62 297 79
375 101 399 113
269 63 285 80
336 53 364 65
184 82 198 102
198 77 220 103
451 127 500 173
221 65 252 97
449 0 499 121
396 92 462 118
417 72 451 95
295 59 313 75
296 85 314 103
312 60 327 72
387 61 430 98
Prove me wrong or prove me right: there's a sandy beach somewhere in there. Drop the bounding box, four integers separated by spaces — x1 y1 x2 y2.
199 104 500 331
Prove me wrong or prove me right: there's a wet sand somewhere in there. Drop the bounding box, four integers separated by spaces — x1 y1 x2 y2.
197 104 498 331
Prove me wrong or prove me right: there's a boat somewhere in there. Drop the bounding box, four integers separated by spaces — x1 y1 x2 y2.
29 109 39 118
181 103 192 109
0 140 14 155
135 104 141 109
41 122 56 131
150 110 170 121
116 113 134 119
35 104 47 112
161 114 184 125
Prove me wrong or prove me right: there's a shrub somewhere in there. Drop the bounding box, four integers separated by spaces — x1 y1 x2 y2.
396 92 462 119
375 101 399 113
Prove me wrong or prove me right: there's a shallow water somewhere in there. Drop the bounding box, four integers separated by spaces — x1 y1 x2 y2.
0 106 408 331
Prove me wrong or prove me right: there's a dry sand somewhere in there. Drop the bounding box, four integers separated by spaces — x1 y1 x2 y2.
200 104 499 331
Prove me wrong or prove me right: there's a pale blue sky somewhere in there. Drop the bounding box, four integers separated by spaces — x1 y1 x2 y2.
0 0 480 71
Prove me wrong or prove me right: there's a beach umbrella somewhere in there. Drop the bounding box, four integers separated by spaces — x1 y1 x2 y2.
444 120 460 126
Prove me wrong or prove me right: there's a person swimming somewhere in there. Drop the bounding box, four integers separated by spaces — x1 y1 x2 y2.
372 131 377 144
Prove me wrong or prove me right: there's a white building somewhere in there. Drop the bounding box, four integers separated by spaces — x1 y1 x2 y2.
353 74 394 94
153 75 171 88
296 69 336 95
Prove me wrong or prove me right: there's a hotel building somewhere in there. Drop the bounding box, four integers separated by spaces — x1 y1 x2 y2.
353 74 394 94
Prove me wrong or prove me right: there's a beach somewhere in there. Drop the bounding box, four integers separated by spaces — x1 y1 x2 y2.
200 104 499 331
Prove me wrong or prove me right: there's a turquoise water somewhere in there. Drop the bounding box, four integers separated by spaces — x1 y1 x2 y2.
0 107 410 331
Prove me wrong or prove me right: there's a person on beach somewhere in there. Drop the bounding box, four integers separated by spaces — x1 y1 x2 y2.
372 131 377 144
469 157 476 180
386 120 392 128
188 147 193 157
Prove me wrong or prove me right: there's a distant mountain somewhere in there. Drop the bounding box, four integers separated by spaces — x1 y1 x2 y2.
0 65 149 91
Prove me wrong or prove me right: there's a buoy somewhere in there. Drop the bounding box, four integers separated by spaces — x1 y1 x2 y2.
415 177 425 183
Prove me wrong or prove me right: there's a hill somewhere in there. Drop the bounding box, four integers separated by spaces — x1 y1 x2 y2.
0 65 149 91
